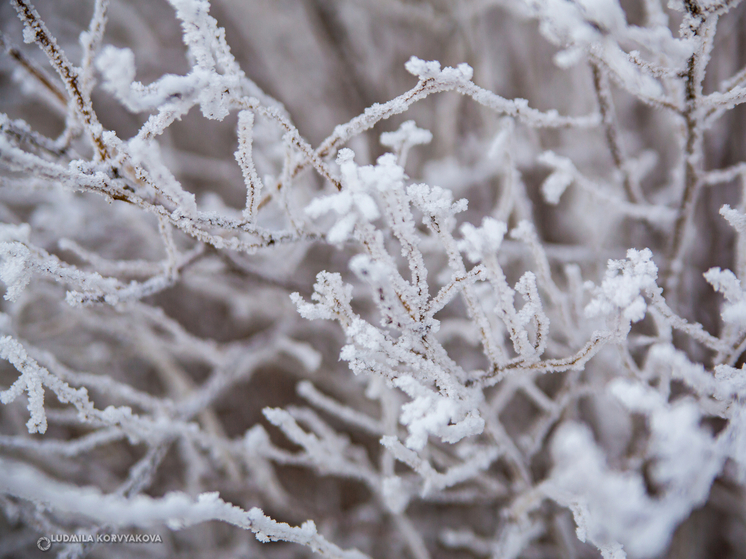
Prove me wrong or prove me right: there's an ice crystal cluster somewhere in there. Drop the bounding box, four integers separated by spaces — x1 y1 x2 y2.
0 0 745 557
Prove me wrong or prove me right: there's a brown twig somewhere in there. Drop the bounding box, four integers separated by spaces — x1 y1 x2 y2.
11 0 110 161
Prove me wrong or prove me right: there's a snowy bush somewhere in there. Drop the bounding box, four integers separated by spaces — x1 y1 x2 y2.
0 0 745 557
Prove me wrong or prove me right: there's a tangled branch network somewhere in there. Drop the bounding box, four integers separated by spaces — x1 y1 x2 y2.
0 0 746 557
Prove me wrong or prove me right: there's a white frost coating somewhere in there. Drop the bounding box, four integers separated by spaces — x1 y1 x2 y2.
608 378 665 413
248 507 316 543
487 118 515 160
642 344 746 483
539 151 576 204
546 423 638 556
612 377 726 518
727 407 746 482
0 336 47 433
97 48 213 115
4 1 746 557
297 381 385 436
529 0 670 102
305 149 381 243
585 248 658 323
547 407 723 559
127 137 198 217
647 401 722 502
291 271 354 322
246 508 370 559
458 218 507 263
0 457 369 558
407 183 468 219
380 435 499 497
0 235 177 307
515 271 550 355
720 204 746 235
349 253 389 284
380 120 432 166
600 542 627 559
704 267 742 302
542 171 574 204
394 376 484 450
381 475 409 514
358 153 407 194
0 243 32 302
235 110 264 221
575 0 628 33
0 457 249 528
404 57 474 84
96 46 137 104
0 224 32 302
713 364 746 400
704 267 746 326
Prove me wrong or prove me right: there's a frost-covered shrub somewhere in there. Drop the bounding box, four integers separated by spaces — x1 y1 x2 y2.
0 0 745 558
